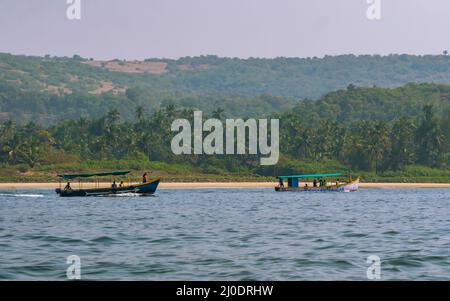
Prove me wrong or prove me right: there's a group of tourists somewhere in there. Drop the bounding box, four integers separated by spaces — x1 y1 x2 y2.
111 172 149 189
278 177 340 189
313 178 340 187
313 178 327 187
63 172 150 191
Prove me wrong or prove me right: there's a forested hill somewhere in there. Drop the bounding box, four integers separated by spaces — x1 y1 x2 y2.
2 52 450 124
289 83 450 124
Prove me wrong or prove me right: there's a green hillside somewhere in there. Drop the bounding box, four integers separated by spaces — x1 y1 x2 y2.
2 52 450 181
1 84 450 182
291 83 450 124
2 53 450 124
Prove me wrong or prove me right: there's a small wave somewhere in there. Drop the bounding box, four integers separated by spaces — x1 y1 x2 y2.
385 257 425 268
22 234 84 244
90 236 117 243
382 230 400 235
0 193 44 198
343 232 368 238
148 237 176 244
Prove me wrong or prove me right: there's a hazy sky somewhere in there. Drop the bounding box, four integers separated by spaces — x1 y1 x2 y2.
0 0 449 60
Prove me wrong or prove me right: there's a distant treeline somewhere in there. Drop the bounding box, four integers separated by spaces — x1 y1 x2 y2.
1 102 449 176
0 78 293 125
2 52 450 124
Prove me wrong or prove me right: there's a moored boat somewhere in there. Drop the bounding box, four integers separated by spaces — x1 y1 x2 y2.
275 173 359 192
55 171 160 197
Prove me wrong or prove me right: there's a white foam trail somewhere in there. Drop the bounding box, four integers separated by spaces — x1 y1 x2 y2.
106 193 140 197
0 193 45 198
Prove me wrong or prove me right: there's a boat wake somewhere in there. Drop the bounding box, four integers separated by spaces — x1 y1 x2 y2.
0 193 45 198
100 193 154 197
106 193 140 197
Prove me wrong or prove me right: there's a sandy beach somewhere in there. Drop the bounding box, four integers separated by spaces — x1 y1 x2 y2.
0 182 450 190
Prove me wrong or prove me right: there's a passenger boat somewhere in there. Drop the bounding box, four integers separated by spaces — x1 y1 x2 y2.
55 171 160 197
275 173 359 192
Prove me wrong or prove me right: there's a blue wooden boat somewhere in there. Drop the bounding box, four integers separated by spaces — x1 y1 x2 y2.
55 171 160 197
275 173 359 192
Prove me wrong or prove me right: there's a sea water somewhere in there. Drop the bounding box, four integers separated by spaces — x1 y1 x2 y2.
1 188 450 280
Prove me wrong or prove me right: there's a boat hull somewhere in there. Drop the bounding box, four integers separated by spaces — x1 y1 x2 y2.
275 179 359 192
56 179 160 197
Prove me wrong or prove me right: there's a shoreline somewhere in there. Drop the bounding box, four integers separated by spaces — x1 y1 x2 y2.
1 182 450 189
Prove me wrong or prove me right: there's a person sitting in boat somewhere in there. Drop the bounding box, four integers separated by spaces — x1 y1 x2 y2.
119 181 124 187
278 179 284 187
313 179 318 187
142 172 148 183
64 182 72 192
112 181 118 189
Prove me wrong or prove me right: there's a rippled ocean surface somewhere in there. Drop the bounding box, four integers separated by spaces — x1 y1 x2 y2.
1 188 450 280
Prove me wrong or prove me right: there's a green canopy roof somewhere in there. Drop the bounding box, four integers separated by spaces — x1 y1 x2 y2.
277 173 342 179
58 171 130 180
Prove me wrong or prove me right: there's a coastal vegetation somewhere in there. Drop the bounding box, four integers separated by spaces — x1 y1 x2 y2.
1 53 450 182
2 53 450 124
1 94 449 182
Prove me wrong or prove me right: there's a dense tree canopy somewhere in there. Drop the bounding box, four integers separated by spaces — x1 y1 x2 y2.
2 53 450 124
1 103 448 176
1 53 450 177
